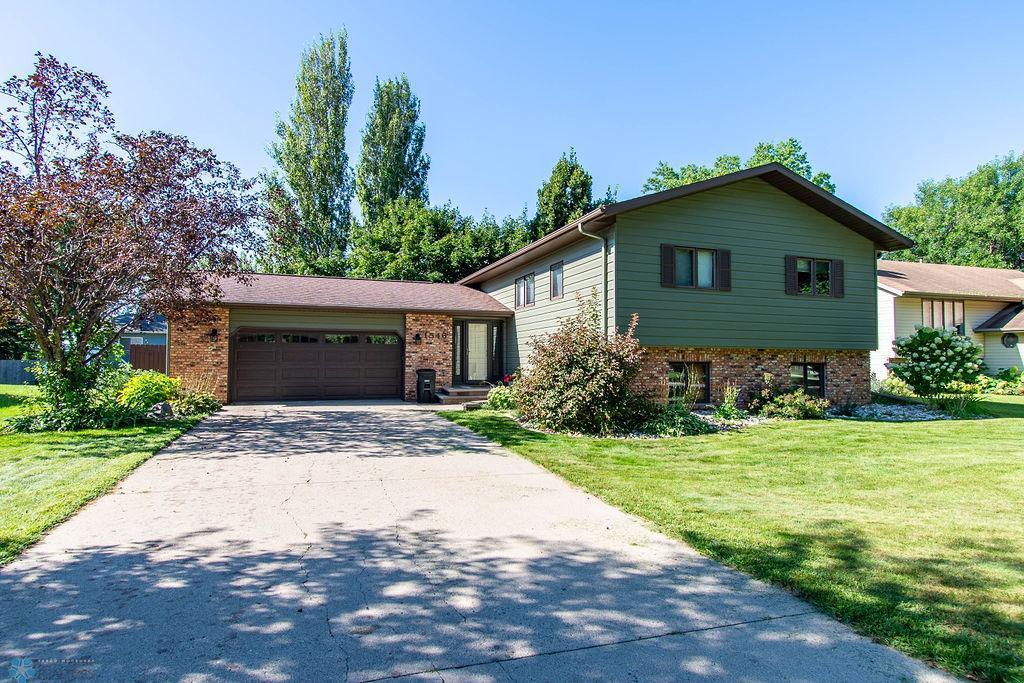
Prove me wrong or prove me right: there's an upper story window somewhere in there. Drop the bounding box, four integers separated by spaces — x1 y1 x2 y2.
661 245 731 291
515 273 535 308
549 261 564 299
922 299 965 335
785 256 844 298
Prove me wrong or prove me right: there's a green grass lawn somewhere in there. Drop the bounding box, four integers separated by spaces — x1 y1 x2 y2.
0 384 197 565
447 397 1024 682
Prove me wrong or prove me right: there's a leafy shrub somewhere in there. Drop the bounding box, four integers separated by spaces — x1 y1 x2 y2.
118 371 181 412
747 373 830 419
890 327 982 397
975 371 1023 395
515 293 655 435
876 375 915 397
485 384 518 411
170 389 221 417
928 392 987 418
641 403 717 436
713 383 748 420
757 390 831 420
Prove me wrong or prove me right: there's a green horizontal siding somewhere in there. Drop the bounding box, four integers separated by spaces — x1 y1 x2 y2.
229 308 405 335
480 231 611 369
615 178 878 350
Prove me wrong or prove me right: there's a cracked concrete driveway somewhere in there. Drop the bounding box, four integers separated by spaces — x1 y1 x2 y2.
1 402 954 682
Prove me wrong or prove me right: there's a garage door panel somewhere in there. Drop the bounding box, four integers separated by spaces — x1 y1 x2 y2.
233 329 402 400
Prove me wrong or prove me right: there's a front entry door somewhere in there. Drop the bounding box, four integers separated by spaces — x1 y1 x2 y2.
453 320 503 385
466 322 489 382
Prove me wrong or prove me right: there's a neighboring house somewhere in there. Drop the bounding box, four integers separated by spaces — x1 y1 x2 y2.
115 313 168 350
167 163 912 405
873 261 1024 378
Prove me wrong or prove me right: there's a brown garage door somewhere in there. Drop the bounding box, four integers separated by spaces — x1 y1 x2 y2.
232 330 403 401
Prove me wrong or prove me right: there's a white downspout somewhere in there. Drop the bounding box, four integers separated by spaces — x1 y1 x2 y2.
577 220 609 334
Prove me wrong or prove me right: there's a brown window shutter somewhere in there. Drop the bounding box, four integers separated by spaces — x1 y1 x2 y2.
661 245 675 287
831 259 845 298
716 249 731 291
784 255 798 294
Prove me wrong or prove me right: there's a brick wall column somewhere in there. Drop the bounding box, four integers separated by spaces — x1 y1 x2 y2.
636 347 871 407
403 313 453 400
168 307 231 402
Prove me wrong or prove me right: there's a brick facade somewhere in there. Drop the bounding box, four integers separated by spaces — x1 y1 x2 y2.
403 313 454 400
636 347 871 407
167 307 231 402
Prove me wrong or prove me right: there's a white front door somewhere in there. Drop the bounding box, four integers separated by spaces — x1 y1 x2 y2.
466 322 489 382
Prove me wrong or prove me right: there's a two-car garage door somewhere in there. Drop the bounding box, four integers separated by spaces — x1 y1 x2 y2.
232 330 403 401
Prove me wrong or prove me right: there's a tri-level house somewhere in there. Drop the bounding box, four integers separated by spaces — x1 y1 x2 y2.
873 260 1024 378
168 164 913 405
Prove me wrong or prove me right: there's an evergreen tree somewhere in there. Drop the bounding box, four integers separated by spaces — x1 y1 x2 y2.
267 31 355 274
356 76 430 225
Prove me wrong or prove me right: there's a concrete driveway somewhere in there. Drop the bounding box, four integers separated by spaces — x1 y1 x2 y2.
1 403 953 682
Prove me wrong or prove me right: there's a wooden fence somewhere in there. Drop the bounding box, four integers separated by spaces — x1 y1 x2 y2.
129 344 167 373
0 359 34 385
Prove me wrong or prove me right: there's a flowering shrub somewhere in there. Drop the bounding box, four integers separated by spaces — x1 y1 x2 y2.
975 368 1023 395
515 293 654 435
890 327 982 397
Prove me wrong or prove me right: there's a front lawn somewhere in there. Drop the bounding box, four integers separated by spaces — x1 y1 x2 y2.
447 398 1024 682
0 384 198 565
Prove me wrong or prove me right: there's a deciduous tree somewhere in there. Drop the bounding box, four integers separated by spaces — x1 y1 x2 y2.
533 148 594 236
0 54 256 403
355 76 430 225
883 154 1024 269
267 31 355 274
643 137 835 193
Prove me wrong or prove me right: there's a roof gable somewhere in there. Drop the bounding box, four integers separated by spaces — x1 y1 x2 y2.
459 163 912 285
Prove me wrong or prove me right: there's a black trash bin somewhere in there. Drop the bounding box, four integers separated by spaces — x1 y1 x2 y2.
416 369 436 403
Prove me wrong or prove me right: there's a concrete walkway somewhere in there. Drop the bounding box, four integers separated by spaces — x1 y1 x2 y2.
0 403 954 682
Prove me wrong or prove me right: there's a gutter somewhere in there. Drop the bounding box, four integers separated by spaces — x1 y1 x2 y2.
577 220 609 334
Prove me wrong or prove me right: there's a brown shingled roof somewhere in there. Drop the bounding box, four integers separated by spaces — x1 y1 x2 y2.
975 303 1024 332
211 273 511 316
877 261 1024 300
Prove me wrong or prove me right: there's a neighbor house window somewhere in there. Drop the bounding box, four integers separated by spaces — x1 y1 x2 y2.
922 299 965 335
668 362 711 404
790 363 825 397
515 273 535 308
550 261 564 299
674 247 715 288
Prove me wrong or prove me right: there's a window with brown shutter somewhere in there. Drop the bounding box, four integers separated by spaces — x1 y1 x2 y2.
661 244 726 291
784 256 843 297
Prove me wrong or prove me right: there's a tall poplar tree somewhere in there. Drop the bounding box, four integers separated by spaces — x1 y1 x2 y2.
355 76 430 225
267 31 355 274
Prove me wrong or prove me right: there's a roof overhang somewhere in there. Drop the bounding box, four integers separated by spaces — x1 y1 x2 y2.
458 163 913 286
220 301 514 318
975 303 1024 333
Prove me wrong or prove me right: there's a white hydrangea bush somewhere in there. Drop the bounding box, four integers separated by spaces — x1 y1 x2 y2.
890 325 983 397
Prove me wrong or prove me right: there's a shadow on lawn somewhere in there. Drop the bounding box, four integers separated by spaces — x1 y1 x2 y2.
677 522 1024 682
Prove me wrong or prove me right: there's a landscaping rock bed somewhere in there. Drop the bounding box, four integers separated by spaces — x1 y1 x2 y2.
835 403 952 422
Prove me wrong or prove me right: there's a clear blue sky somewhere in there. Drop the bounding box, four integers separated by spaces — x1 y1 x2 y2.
3 1 1021 221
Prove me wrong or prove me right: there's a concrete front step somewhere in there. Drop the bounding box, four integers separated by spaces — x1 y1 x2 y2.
437 385 491 405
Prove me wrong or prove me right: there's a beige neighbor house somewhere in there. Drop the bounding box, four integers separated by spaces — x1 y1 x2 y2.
872 260 1024 379
167 164 913 406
